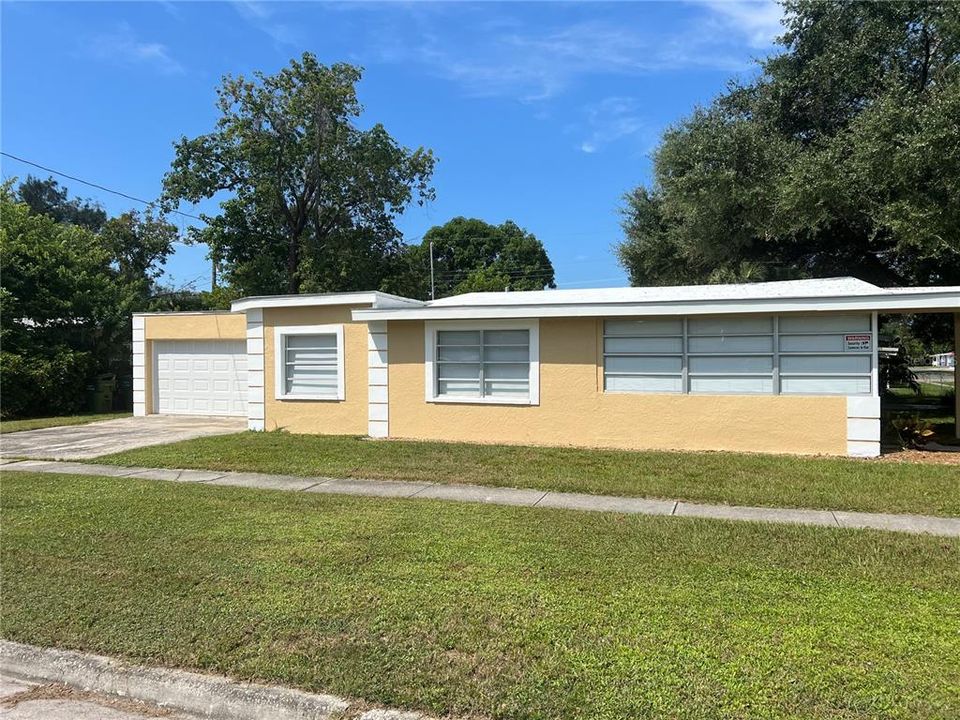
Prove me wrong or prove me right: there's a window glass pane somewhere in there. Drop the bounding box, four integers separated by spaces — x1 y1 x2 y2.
781 376 871 395
778 314 870 333
286 334 336 349
604 336 683 353
438 379 481 396
438 345 482 362
606 355 682 374
286 367 337 395
781 355 870 374
437 330 481 346
779 334 846 352
604 318 682 336
689 355 773 374
688 316 772 335
484 345 529 362
484 379 529 397
484 329 528 345
605 375 682 392
688 335 773 353
484 362 529 380
437 362 481 380
690 376 773 394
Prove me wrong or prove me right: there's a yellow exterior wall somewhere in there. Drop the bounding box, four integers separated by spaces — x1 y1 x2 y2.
142 312 246 414
262 306 369 434
143 312 246 340
388 318 849 456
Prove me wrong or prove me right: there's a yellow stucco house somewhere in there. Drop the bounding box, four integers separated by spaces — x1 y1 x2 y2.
133 277 960 458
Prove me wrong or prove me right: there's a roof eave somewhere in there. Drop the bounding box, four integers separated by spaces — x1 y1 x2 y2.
352 291 960 321
231 291 424 313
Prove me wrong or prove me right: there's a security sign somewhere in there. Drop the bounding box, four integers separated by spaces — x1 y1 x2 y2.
844 334 872 352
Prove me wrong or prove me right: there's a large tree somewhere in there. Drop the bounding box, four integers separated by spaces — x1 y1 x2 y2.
162 53 436 295
16 176 107 232
402 217 556 299
1 180 179 418
617 1 960 288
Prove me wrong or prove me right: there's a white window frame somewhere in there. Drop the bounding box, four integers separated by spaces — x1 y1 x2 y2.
274 324 345 401
424 319 540 406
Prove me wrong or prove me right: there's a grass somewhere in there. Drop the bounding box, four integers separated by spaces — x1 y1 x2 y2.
95 431 960 516
887 382 954 399
0 412 129 434
3 472 958 719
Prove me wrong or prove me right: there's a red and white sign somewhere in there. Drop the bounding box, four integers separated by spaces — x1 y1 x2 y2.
844 334 872 352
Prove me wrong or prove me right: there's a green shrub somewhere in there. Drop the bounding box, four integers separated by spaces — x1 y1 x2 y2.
0 349 95 419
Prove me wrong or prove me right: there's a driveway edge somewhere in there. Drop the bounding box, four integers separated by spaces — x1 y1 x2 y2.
0 639 430 720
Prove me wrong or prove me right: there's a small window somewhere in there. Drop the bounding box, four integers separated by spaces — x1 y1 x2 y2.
426 321 539 405
274 324 344 400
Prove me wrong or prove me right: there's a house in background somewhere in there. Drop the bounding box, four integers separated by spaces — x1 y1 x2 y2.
132 277 960 458
929 351 956 368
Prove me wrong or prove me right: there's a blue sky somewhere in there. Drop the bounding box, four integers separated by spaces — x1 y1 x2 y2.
1 1 783 292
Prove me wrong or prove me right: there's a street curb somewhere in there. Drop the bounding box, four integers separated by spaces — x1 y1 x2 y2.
0 640 430 720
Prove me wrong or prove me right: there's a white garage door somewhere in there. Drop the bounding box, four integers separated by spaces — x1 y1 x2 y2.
154 340 247 416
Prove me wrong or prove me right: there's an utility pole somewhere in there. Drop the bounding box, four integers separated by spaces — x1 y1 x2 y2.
429 241 435 300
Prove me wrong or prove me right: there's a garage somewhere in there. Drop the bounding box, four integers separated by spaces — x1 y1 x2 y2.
153 340 247 416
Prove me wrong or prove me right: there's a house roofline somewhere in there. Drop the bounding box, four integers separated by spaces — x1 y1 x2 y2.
230 291 424 313
352 289 960 322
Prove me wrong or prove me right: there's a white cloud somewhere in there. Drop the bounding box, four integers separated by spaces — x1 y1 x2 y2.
369 2 785 102
695 0 785 48
232 1 301 47
86 22 183 75
578 97 654 154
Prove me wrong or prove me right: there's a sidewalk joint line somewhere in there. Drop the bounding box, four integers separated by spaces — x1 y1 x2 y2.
532 491 548 507
671 501 679 516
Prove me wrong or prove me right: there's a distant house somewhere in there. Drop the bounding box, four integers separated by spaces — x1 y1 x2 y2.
132 277 960 459
929 351 956 368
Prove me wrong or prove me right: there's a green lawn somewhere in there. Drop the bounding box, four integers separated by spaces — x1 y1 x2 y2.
2 472 957 720
95 431 960 516
887 382 954 399
0 412 129 434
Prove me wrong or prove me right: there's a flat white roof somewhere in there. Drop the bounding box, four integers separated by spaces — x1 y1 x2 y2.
351 277 960 321
427 277 881 307
231 291 425 313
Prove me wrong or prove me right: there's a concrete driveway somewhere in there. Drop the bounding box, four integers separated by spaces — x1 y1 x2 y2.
0 415 246 460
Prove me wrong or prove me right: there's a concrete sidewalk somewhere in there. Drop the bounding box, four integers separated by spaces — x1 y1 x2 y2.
3 459 959 537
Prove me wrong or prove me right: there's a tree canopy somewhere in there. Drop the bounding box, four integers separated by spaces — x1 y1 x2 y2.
162 53 436 296
403 217 556 299
1 179 182 417
617 1 960 288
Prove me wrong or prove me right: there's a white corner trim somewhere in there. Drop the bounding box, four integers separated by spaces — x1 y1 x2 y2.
423 319 540 406
846 393 880 457
132 317 146 416
367 321 389 437
246 309 265 431
273 323 345 402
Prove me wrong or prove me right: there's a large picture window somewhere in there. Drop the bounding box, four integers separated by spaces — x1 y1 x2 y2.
274 324 345 401
425 321 539 405
603 314 874 396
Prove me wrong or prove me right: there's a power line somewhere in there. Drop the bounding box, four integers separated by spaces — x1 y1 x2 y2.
1 151 206 224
